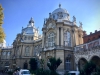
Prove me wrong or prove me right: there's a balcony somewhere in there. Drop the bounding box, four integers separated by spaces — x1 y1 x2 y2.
44 45 72 51
74 38 100 52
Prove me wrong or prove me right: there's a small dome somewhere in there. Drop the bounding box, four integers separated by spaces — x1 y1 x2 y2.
51 4 70 21
52 4 68 14
52 8 68 14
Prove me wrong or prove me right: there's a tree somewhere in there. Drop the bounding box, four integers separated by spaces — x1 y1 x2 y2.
80 61 100 75
29 58 38 71
47 57 62 71
0 5 5 43
40 59 45 70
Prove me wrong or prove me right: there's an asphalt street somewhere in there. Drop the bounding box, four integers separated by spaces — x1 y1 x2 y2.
0 72 8 75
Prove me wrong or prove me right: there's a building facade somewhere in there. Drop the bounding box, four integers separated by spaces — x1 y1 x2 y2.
0 4 100 73
41 4 83 71
74 30 100 70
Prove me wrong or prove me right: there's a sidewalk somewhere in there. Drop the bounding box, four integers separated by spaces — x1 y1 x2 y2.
0 72 8 75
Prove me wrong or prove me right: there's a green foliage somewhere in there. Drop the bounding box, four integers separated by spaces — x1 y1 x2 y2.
0 23 5 43
0 5 4 25
30 69 60 75
30 69 37 75
0 5 3 26
8 71 13 75
35 69 50 75
29 58 38 71
47 57 62 71
79 61 100 75
50 71 60 75
0 5 5 43
40 59 45 70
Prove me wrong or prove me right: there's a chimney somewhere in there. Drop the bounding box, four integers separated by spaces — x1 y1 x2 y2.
95 30 97 33
90 32 92 34
83 31 87 36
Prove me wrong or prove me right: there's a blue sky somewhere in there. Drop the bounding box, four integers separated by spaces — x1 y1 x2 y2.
0 0 100 46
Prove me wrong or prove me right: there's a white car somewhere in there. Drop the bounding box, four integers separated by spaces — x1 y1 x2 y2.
19 69 31 75
68 71 79 75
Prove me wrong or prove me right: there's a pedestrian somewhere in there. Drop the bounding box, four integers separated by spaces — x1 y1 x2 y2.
16 70 19 75
13 71 16 75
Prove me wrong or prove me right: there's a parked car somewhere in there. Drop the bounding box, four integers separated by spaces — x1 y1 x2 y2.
19 69 31 75
67 71 79 75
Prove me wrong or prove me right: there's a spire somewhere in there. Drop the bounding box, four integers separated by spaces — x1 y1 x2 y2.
44 18 45 25
28 17 34 27
59 4 61 8
29 17 34 23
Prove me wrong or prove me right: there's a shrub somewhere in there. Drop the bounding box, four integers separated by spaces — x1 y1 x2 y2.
8 71 13 75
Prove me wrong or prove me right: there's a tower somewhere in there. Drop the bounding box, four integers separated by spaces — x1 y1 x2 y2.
42 4 83 71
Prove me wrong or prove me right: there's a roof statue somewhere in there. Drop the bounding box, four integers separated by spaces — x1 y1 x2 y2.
73 16 76 22
59 4 61 8
49 13 52 18
79 21 83 28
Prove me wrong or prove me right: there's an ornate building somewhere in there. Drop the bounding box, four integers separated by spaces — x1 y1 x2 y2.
0 4 100 73
0 40 13 71
42 4 83 72
12 17 42 69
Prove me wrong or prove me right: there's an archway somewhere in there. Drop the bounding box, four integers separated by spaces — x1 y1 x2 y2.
90 56 100 67
78 58 88 70
23 62 28 69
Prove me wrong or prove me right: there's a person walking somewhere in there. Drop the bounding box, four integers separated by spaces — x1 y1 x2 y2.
13 71 16 75
16 70 19 75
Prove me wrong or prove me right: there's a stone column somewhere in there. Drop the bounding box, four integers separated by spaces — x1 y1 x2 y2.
61 27 63 45
72 30 76 47
57 27 59 45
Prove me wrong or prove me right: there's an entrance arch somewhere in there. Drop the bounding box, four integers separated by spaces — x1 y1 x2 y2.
23 62 28 69
90 56 100 66
78 58 88 70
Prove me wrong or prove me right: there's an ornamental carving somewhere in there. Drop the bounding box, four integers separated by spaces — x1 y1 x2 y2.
47 23 56 30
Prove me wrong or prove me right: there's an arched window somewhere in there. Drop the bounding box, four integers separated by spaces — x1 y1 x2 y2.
48 33 55 47
98 35 100 38
33 46 36 56
24 36 27 40
66 59 71 71
33 46 39 56
39 44 42 51
31 37 33 40
64 31 71 46
28 37 30 40
7 52 10 59
2 52 6 59
25 47 30 56
17 47 19 56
